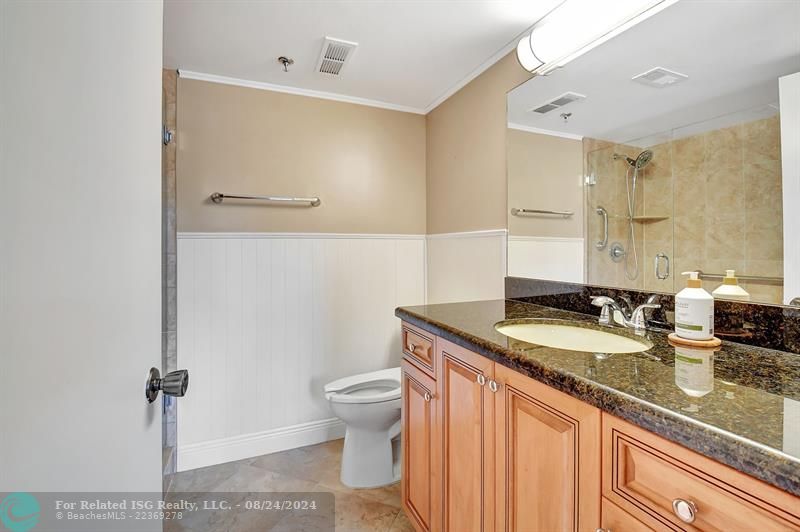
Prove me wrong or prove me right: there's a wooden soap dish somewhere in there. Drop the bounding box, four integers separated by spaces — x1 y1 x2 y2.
668 333 722 348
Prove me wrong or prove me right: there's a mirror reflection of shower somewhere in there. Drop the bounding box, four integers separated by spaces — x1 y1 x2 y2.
612 150 654 280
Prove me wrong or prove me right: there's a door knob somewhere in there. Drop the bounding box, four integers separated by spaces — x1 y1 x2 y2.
145 367 189 404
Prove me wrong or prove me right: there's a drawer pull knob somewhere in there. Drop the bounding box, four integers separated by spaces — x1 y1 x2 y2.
477 374 486 386
488 380 499 393
596 529 611 532
408 343 417 353
423 391 432 402
672 498 697 524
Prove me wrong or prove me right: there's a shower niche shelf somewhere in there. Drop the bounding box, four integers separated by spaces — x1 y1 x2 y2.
630 215 670 223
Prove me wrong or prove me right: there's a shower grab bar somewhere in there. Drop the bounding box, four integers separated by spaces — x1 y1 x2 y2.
511 208 573 217
697 271 783 285
595 206 608 250
210 192 321 207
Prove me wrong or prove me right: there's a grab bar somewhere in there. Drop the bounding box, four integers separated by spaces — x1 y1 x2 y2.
210 193 321 207
595 206 608 250
655 253 669 280
511 208 573 217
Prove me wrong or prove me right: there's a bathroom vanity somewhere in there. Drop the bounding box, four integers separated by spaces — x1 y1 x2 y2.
396 299 800 532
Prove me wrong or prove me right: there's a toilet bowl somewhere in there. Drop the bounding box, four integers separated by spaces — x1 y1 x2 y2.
324 367 401 488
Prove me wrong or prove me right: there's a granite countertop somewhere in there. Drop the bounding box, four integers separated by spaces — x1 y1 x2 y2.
395 299 800 496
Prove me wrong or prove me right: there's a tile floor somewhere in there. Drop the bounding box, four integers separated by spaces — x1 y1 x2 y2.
166 439 413 532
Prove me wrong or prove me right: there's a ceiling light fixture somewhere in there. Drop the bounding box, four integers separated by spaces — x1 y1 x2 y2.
516 0 679 75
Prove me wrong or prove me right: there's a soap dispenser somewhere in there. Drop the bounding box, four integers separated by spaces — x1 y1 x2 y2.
675 272 714 340
712 270 751 301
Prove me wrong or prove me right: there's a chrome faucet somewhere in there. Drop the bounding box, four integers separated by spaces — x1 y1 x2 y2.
591 295 661 331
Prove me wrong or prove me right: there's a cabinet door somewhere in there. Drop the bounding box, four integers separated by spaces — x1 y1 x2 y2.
437 339 495 532
494 364 601 532
402 359 441 532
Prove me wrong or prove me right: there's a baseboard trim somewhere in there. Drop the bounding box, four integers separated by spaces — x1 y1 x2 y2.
177 418 346 472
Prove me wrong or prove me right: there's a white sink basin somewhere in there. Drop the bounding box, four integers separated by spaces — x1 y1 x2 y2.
495 320 652 354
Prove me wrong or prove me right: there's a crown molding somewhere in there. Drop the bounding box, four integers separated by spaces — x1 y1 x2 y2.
178 70 427 115
422 28 532 114
507 122 584 141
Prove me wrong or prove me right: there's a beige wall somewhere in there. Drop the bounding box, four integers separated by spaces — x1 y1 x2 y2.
426 52 532 234
177 78 426 234
507 128 584 238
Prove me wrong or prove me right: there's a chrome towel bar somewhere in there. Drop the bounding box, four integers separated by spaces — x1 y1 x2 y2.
210 193 321 207
697 271 783 285
511 208 574 217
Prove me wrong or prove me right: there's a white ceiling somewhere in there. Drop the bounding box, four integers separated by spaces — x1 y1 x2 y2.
163 0 561 113
507 0 800 144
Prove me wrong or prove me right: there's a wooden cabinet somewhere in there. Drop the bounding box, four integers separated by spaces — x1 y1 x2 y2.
494 364 600 532
399 321 800 532
401 359 441 532
603 414 800 532
600 497 654 532
438 339 495 532
403 322 436 378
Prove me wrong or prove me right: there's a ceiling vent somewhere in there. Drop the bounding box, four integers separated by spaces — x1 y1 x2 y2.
529 92 586 114
632 67 688 88
316 37 358 76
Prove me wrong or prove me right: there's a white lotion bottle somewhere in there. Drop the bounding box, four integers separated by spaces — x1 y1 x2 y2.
674 271 714 340
712 270 751 301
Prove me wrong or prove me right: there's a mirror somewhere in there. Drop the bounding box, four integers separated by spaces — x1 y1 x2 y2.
506 0 800 306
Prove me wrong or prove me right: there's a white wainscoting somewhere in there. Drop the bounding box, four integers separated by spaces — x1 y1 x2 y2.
507 236 585 283
176 233 426 471
426 230 507 304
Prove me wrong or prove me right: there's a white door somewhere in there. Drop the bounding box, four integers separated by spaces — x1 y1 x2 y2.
0 0 164 494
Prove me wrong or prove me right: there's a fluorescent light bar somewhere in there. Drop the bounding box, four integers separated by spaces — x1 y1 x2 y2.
517 0 680 74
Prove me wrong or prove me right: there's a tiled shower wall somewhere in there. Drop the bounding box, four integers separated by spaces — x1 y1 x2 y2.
162 69 178 482
585 115 784 304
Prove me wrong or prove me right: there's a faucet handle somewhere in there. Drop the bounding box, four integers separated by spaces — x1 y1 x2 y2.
591 295 615 307
591 296 616 325
629 303 661 329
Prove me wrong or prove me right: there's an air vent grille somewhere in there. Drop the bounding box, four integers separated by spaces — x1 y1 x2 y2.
632 67 688 88
532 103 560 114
529 92 586 114
319 59 344 75
317 37 358 76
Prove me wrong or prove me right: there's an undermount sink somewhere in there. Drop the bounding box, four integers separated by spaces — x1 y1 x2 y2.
495 319 652 354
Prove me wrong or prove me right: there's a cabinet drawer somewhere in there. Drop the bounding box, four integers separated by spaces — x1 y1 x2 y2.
602 497 654 532
402 323 435 377
603 414 800 531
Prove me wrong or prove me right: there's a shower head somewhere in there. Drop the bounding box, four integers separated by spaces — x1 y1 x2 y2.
634 150 653 169
613 150 653 169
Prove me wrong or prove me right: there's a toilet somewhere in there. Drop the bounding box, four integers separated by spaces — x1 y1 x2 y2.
324 367 402 488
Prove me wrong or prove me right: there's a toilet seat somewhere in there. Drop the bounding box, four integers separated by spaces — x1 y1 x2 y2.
324 367 401 404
